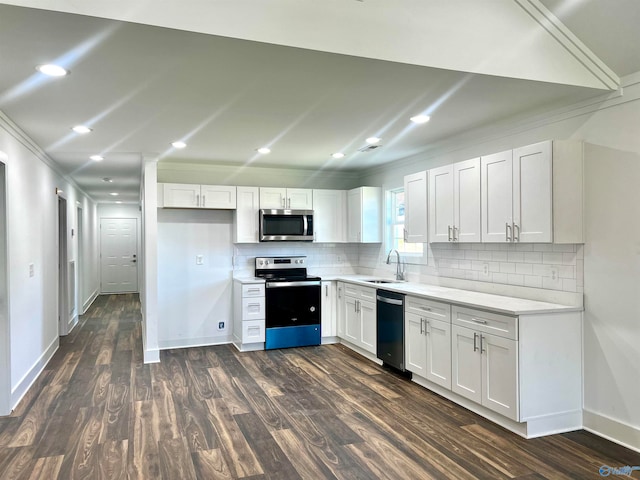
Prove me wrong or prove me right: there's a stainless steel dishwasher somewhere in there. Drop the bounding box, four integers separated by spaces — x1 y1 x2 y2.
376 289 410 375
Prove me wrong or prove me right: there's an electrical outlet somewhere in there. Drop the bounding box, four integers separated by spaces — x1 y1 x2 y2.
550 267 558 281
336 255 342 264
218 321 225 330
480 262 490 279
196 255 204 265
29 263 35 277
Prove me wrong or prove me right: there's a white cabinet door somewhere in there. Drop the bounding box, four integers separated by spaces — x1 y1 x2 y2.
347 187 381 243
451 325 482 403
200 185 237 209
513 141 552 243
287 188 313 209
404 171 428 243
428 165 454 243
425 318 451 389
312 189 346 242
162 183 201 208
481 150 513 243
260 187 286 209
344 296 360 345
320 281 336 338
405 312 427 376
454 158 481 243
481 333 519 420
360 300 376 354
234 186 260 243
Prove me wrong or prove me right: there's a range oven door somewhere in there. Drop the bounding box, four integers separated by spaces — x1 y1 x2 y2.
265 281 321 349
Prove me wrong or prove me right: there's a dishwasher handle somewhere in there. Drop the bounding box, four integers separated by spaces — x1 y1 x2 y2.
376 295 403 306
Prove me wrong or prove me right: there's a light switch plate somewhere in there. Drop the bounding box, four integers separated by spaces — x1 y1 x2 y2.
196 255 204 265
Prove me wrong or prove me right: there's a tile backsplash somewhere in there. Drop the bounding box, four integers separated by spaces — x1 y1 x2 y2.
233 241 583 295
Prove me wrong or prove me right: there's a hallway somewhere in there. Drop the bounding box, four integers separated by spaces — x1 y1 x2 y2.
0 294 638 479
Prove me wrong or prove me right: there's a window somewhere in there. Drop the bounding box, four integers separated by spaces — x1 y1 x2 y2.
388 188 423 255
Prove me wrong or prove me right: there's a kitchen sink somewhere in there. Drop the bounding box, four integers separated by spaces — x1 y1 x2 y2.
364 279 399 284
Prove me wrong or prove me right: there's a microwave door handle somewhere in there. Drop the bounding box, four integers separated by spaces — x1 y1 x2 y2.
303 214 308 236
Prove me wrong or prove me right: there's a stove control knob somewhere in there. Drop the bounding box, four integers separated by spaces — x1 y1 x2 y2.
265 260 269 265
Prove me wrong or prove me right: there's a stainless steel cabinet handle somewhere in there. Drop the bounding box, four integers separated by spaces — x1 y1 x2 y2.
471 318 487 324
426 319 430 334
196 194 200 207
420 318 424 335
420 306 432 312
473 332 478 352
338 287 342 299
480 334 486 354
404 228 408 242
325 285 329 297
453 226 458 242
506 222 512 242
448 225 452 242
202 195 206 207
513 223 520 242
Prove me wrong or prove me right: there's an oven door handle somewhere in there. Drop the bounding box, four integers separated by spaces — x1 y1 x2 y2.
266 281 321 288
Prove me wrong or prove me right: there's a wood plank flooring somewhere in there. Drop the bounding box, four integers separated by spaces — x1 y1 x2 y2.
1 294 638 479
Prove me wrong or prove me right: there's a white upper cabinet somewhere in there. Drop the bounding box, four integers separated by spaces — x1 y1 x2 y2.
481 140 581 244
312 189 347 242
260 187 312 210
403 171 428 243
347 187 381 243
429 158 480 243
481 150 514 242
162 183 237 209
233 186 260 243
513 141 552 243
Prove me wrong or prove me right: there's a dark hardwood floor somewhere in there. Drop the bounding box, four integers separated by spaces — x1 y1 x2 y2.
0 294 638 479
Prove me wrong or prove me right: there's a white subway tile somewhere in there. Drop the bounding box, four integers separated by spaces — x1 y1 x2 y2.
514 243 534 252
465 271 479 281
508 274 525 286
533 244 554 252
465 250 479 260
472 243 486 251
543 276 562 289
489 261 501 272
559 265 575 279
576 245 584 260
562 278 577 292
508 251 524 263
516 263 533 275
492 251 508 262
478 251 492 261
524 275 543 288
523 252 543 264
543 252 563 265
553 244 576 253
500 262 516 273
533 264 551 277
492 272 509 284
459 260 472 270
577 260 584 287
562 253 577 266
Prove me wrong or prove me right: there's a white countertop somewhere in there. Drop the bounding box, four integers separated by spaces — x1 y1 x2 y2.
323 275 582 316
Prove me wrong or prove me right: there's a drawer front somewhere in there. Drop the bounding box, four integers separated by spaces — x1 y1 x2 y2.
242 283 265 297
344 283 360 298
242 297 265 320
405 296 451 322
452 306 518 340
359 286 376 301
242 320 265 343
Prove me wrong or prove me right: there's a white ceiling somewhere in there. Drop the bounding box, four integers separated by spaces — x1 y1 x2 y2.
0 1 638 204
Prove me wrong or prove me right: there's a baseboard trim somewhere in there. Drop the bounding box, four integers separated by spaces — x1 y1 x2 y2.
11 336 59 410
67 314 79 334
158 336 233 350
143 348 160 364
337 339 382 365
583 409 640 453
82 289 99 314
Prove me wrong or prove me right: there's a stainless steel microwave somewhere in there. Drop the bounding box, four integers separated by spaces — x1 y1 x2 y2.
259 209 314 242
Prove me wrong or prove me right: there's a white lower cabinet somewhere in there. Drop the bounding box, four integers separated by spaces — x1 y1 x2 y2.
232 281 265 351
451 306 519 421
320 281 337 341
404 296 451 389
339 283 377 355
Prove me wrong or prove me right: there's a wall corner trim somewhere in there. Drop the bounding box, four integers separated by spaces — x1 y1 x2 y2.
10 336 59 410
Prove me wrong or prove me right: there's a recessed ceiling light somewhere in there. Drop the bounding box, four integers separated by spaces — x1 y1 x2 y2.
410 114 431 124
90 155 104 161
171 141 187 149
72 125 92 134
36 64 69 77
115 201 122 204
257 147 271 154
331 152 345 159
365 137 381 145
109 192 119 196
102 177 113 183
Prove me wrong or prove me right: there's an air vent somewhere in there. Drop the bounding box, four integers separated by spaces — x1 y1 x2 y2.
357 144 381 153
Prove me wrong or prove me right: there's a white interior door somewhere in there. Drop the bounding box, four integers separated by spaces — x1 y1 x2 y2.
100 218 138 293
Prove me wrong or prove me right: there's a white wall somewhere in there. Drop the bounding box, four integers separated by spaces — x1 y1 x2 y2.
0 114 99 412
360 73 640 450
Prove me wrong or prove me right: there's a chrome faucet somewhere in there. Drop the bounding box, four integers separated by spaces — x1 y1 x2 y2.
386 249 405 281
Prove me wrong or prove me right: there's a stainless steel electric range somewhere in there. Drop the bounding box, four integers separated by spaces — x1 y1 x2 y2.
255 256 321 350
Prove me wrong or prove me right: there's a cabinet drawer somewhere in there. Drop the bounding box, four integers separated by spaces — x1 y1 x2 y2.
452 306 518 340
242 320 265 343
405 296 451 322
242 297 265 320
344 282 376 300
242 283 265 297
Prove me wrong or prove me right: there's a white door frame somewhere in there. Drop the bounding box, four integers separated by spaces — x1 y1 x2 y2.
77 205 83 314
0 153 11 415
57 192 69 336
